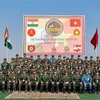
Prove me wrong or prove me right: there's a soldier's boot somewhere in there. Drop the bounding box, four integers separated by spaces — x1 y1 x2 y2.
56 84 59 93
25 83 28 93
68 84 71 94
62 87 66 93
2 84 5 92
29 85 32 92
89 89 92 94
40 83 43 92
80 85 83 93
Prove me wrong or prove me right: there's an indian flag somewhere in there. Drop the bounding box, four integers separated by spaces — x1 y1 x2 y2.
27 19 38 27
4 27 12 50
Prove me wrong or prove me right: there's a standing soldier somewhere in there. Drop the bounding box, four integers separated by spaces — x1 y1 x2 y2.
62 56 66 65
83 56 89 67
17 57 24 69
40 71 49 92
89 56 95 64
0 69 6 92
22 53 28 63
51 71 60 93
77 55 83 65
14 54 19 64
69 55 75 66
93 72 100 94
62 72 72 93
1 58 9 76
7 70 18 92
95 56 99 65
72 71 83 93
22 64 29 74
56 55 62 65
29 71 39 92
9 58 16 71
42 55 50 64
30 55 35 64
19 70 29 92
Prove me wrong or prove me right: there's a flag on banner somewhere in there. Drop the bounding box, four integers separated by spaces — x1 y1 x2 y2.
4 27 12 50
27 19 38 27
90 28 98 50
70 19 81 27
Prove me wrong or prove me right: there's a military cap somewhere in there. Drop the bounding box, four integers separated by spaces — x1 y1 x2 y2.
66 58 69 60
78 55 80 57
90 56 93 58
71 55 74 57
85 56 88 58
37 55 40 57
19 57 22 59
63 56 66 58
58 55 61 57
30 55 33 57
45 55 47 56
23 53 26 55
11 58 14 60
16 54 19 56
51 55 54 57
97 56 99 58
4 58 7 60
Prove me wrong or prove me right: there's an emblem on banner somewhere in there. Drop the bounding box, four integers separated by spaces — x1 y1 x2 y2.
28 45 35 52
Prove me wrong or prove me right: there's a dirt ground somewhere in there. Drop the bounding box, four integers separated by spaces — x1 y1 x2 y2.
5 91 80 99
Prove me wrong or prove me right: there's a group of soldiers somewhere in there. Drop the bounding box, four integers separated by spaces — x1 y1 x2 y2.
0 53 100 94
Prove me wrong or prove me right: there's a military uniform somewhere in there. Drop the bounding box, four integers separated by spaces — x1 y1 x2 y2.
22 53 28 63
40 71 49 92
1 58 9 76
9 58 16 71
62 72 72 93
69 55 75 65
93 72 100 93
72 71 83 93
29 71 39 92
19 71 29 92
51 72 60 93
0 70 6 91
7 71 18 91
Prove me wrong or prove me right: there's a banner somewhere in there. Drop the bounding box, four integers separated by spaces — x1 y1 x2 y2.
23 15 85 54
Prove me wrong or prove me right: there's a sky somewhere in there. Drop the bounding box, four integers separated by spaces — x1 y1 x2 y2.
0 0 100 63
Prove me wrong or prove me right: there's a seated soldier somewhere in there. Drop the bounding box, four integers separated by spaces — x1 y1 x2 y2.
73 71 83 93
82 71 92 93
93 72 100 94
29 71 39 92
40 71 49 92
62 72 72 93
19 70 29 92
0 69 6 92
7 70 17 92
51 71 60 93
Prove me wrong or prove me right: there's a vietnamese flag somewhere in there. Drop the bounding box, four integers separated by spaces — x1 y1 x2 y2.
70 19 81 27
90 28 98 50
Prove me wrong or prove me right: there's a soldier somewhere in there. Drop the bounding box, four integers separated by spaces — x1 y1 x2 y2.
83 56 89 67
62 56 66 65
9 58 16 71
30 55 35 64
69 55 75 65
40 71 49 92
7 70 18 92
77 55 83 65
17 57 24 68
72 60 79 71
29 71 39 92
50 55 56 64
19 70 29 92
14 54 19 63
62 72 72 93
22 53 28 63
27 59 32 69
95 56 99 65
82 71 92 93
93 72 100 93
42 55 50 64
89 56 95 64
56 55 62 65
51 71 60 93
1 58 9 76
93 65 99 76
35 55 43 69
72 71 83 93
0 69 6 92
22 64 29 74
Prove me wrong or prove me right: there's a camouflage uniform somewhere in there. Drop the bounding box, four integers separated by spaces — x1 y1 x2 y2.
29 71 39 92
93 72 100 93
62 72 72 93
1 58 9 76
0 70 6 91
7 71 18 91
40 71 49 92
72 71 83 93
9 58 16 71
19 71 29 92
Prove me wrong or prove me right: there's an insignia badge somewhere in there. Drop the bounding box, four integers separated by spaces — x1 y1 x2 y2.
45 18 63 37
73 29 80 37
28 45 35 52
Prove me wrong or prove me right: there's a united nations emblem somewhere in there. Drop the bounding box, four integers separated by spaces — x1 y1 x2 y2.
45 18 63 37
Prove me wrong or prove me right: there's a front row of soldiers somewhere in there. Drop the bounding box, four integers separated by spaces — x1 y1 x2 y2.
0 68 100 94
